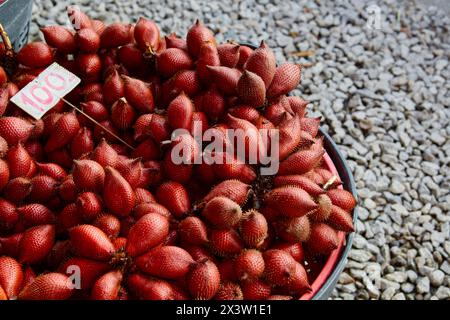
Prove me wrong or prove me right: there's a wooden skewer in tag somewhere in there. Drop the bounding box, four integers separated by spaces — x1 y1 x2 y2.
61 98 135 150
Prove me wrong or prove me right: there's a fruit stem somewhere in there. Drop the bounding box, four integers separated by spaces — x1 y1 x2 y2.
0 23 18 77
323 175 338 190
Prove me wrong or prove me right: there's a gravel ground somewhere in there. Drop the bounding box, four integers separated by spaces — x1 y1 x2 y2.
29 0 449 300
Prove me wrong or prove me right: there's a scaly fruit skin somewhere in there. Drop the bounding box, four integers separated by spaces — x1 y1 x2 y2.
186 20 216 59
241 280 271 300
239 210 268 248
3 177 32 204
209 229 244 257
157 48 193 78
271 242 305 262
217 43 240 68
71 127 94 159
69 225 115 261
76 192 102 221
309 194 332 222
134 17 160 52
92 139 119 168
264 186 318 218
103 167 135 217
123 76 155 113
91 270 123 300
102 69 124 106
156 182 190 218
45 113 81 152
215 282 243 300
76 28 100 53
237 70 266 107
274 175 324 196
278 144 325 176
197 41 220 83
17 42 54 68
234 249 265 281
207 66 241 96
7 143 33 178
275 216 311 243
202 180 251 207
167 92 194 130
111 98 136 130
28 175 58 202
72 159 105 192
93 214 121 239
0 159 9 192
244 41 276 88
16 203 55 229
67 5 92 30
305 223 339 256
178 216 208 245
0 198 18 232
41 26 77 54
202 197 242 229
0 117 34 145
187 259 220 300
18 273 73 300
286 262 311 294
100 22 132 48
19 224 55 264
60 257 110 290
126 213 169 257
326 189 357 212
127 273 175 300
135 246 194 279
0 256 23 299
267 63 302 98
327 205 355 232
263 249 297 286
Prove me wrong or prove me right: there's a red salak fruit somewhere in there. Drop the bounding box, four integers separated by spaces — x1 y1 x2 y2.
274 174 324 196
186 20 216 59
47 240 71 269
17 42 53 68
102 69 124 106
314 168 342 188
76 28 100 53
91 139 119 168
131 137 159 160
57 203 82 232
118 44 146 70
277 144 325 176
178 216 208 245
287 96 308 117
327 205 355 232
197 85 226 121
237 45 253 69
134 114 153 141
36 162 66 181
157 48 193 78
263 249 297 286
19 224 55 264
217 43 240 68
80 83 103 104
126 212 169 257
241 280 271 300
271 242 305 262
7 143 33 178
41 26 77 54
211 151 257 184
133 202 171 220
264 186 318 218
300 117 321 138
237 70 266 107
77 53 102 81
127 273 175 300
187 259 220 300
134 188 156 204
91 270 123 300
72 159 105 192
239 209 268 248
264 96 292 126
196 41 220 83
168 69 201 98
0 136 8 157
0 117 34 145
217 259 238 282
0 256 23 299
0 233 23 257
23 141 44 162
156 181 190 218
267 63 302 98
93 214 121 239
191 111 209 136
209 229 244 257
229 105 260 124
69 224 115 261
305 223 339 256
278 115 302 161
16 203 55 229
111 98 136 130
0 159 9 192
70 127 94 159
167 92 194 130
135 246 194 279
275 216 311 243
165 33 187 51
100 22 132 48
123 76 155 113
0 198 18 231
244 41 276 88
76 192 102 221
202 197 242 229
3 177 32 203
206 66 241 96
113 237 127 251
115 158 146 189
326 189 357 212
58 175 77 203
28 175 58 202
309 194 332 222
234 249 265 281
202 179 251 207
103 167 135 217
90 19 106 34
147 114 171 143
18 273 73 300
60 257 110 289
287 262 311 294
67 6 92 30
134 17 160 52
45 112 80 152
215 282 243 300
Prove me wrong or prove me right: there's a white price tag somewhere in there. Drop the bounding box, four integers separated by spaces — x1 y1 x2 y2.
10 62 81 119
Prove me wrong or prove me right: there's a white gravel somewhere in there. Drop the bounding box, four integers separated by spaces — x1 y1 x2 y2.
28 0 450 300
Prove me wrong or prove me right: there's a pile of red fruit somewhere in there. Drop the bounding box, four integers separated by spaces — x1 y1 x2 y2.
0 7 356 300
